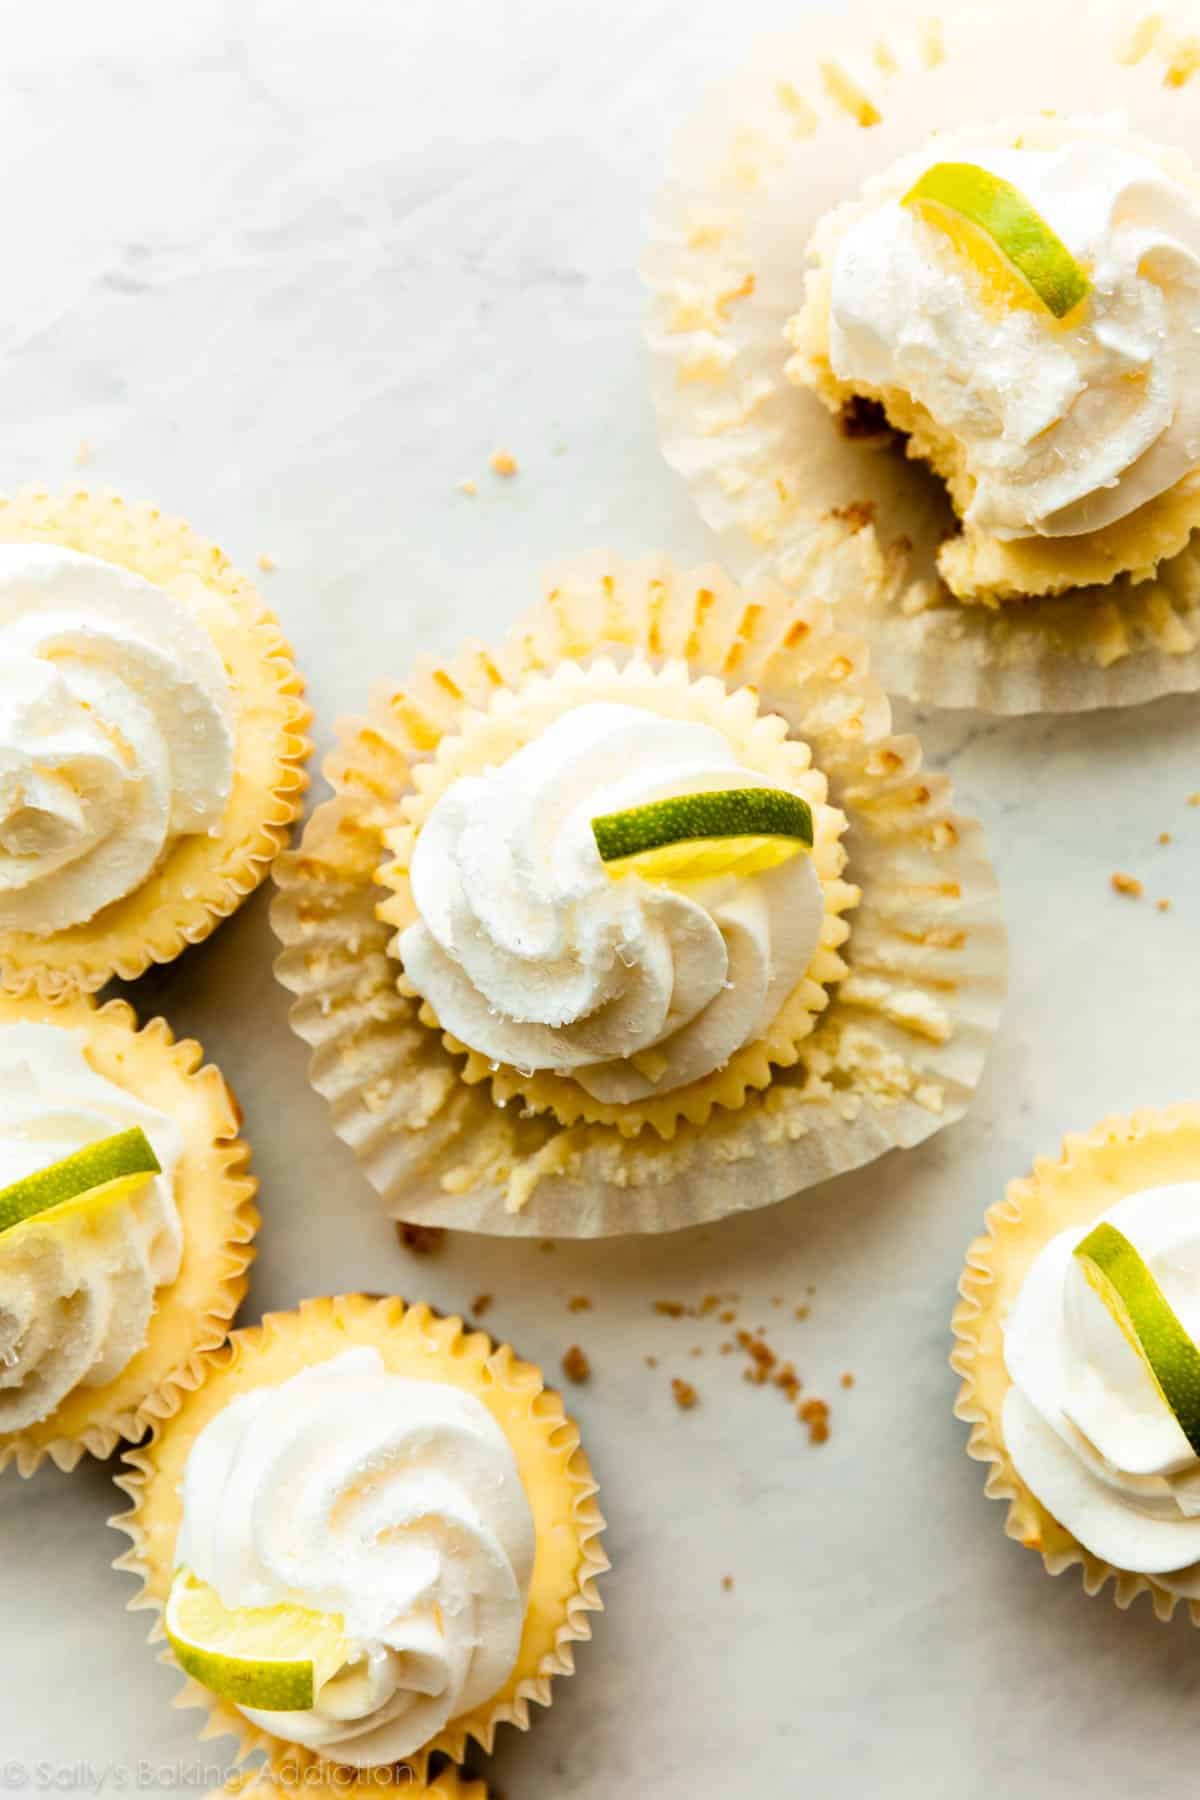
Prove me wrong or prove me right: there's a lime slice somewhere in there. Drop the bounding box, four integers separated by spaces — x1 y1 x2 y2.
592 788 813 884
165 1569 352 1713
903 161 1090 320
1074 1221 1200 1454
0 1126 160 1238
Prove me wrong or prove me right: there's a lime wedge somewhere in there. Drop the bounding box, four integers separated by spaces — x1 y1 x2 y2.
0 1126 160 1238
1074 1221 1200 1454
592 788 813 884
903 161 1090 320
165 1569 352 1713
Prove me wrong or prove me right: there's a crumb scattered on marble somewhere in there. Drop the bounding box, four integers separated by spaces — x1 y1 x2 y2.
1189 793 1200 807
719 1341 733 1355
489 449 518 477
471 1293 493 1319
671 1377 699 1411
1158 831 1172 845
794 1304 810 1321
800 1397 831 1444
539 1239 556 1253
1111 871 1143 898
562 1345 590 1384
257 551 276 573
689 1345 703 1358
654 1299 686 1318
721 1575 734 1592
457 478 477 496
567 1295 592 1313
645 1354 658 1369
698 1294 721 1316
1157 898 1173 913
398 1222 445 1256
841 1371 856 1389
719 1307 737 1324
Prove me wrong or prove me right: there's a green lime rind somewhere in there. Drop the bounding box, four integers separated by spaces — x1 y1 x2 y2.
0 1126 160 1238
1074 1220 1200 1455
168 1634 315 1712
165 1569 351 1713
592 788 814 865
903 160 1090 320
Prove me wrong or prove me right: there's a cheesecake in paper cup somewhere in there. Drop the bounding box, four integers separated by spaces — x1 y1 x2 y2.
953 1104 1200 1621
0 487 311 994
644 0 1200 712
271 549 1006 1236
0 988 257 1476
112 1294 607 1777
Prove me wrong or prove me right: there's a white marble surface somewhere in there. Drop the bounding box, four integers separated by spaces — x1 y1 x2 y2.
1 1 1199 1794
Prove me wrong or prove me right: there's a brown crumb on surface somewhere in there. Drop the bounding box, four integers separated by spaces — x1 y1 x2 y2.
841 1371 856 1389
721 1575 734 1592
539 1239 556 1253
256 551 276 573
794 1304 810 1321
398 1222 445 1256
1159 831 1173 845
489 448 518 477
1189 793 1200 807
671 1377 699 1411
457 478 477 496
698 1294 721 1316
654 1299 686 1318
719 1341 733 1355
1111 871 1144 898
470 1293 493 1319
828 500 876 532
689 1345 704 1358
562 1345 590 1384
800 1397 831 1444
737 1330 777 1385
1157 898 1173 912
719 1307 737 1324
774 1361 801 1400
567 1295 592 1313
645 1354 659 1369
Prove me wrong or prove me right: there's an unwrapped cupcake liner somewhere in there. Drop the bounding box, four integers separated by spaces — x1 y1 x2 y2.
0 488 312 996
951 1103 1200 1622
271 549 1007 1237
643 0 1200 712
0 989 258 1477
111 1294 608 1779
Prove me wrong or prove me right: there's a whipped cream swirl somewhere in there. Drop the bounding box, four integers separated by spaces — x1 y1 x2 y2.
1004 1184 1200 1589
0 1023 184 1433
0 544 235 933
176 1348 536 1766
817 116 1200 539
400 703 825 1103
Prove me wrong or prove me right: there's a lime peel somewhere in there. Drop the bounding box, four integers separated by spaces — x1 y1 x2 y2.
1074 1220 1200 1455
166 1569 352 1714
0 1126 160 1239
592 787 813 885
903 160 1090 320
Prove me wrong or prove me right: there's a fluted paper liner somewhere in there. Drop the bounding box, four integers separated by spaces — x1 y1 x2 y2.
213 1767 488 1799
0 488 312 995
0 989 258 1477
951 1103 1200 1622
271 550 1006 1236
643 0 1200 712
112 1294 608 1779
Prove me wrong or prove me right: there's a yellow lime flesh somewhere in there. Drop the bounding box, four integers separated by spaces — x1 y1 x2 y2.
0 1126 159 1239
592 787 813 884
165 1569 352 1713
1074 1220 1200 1454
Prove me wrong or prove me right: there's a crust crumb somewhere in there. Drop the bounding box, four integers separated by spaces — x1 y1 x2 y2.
256 551 277 573
398 1222 445 1256
799 1397 831 1443
1158 831 1172 845
1157 898 1173 913
489 449 519 477
645 1354 659 1369
562 1345 591 1384
1111 871 1143 898
567 1295 592 1313
671 1377 699 1411
654 1299 687 1318
721 1575 734 1592
457 478 477 496
840 1371 856 1389
470 1293 493 1319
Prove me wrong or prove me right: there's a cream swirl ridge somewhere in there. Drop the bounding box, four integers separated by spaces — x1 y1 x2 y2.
175 1348 536 1766
0 1022 184 1434
814 116 1200 540
399 702 825 1103
1003 1183 1200 1590
0 544 235 933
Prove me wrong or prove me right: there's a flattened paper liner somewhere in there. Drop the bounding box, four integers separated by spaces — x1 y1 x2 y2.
643 0 1200 712
951 1103 1200 1622
0 488 312 996
112 1295 607 1779
0 989 258 1477
271 550 1007 1236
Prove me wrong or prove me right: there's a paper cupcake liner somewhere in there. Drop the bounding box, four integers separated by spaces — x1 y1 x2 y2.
271 549 1007 1236
111 1294 607 1779
951 1103 1200 1622
375 657 857 1139
0 487 312 996
643 0 1200 711
213 1768 488 1800
0 989 258 1477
